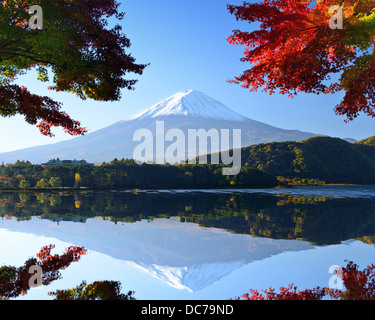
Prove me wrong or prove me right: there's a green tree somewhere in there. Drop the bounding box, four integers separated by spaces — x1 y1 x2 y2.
0 0 147 136
19 179 30 190
49 176 62 188
35 178 50 189
50 281 135 300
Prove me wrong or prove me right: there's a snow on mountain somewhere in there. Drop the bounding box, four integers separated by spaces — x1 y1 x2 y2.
126 90 247 122
128 261 245 292
0 90 321 164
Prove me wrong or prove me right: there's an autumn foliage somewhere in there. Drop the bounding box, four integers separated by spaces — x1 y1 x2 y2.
0 84 84 137
0 244 87 299
328 260 375 300
2 244 375 300
0 0 147 136
234 284 327 301
50 280 136 300
0 244 135 300
227 0 375 121
233 260 375 300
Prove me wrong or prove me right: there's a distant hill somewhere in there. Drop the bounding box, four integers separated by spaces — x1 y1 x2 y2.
208 136 375 184
357 136 375 145
343 138 358 143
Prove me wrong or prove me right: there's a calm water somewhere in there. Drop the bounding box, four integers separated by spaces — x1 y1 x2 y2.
1 185 375 300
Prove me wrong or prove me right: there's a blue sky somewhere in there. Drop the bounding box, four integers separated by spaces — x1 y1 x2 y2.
0 0 374 153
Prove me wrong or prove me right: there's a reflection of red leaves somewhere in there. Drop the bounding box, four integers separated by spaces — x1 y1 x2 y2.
36 245 88 285
329 261 375 300
0 244 87 299
232 284 326 300
232 260 375 300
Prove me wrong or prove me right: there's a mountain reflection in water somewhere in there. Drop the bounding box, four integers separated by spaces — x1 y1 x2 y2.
1 185 375 299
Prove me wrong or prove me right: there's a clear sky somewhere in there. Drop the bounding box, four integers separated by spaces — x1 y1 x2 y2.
0 0 374 153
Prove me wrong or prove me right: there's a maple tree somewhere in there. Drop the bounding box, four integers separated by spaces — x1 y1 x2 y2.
227 0 375 121
0 0 147 136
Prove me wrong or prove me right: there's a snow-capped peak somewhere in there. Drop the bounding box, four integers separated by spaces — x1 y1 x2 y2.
126 260 245 292
125 90 248 122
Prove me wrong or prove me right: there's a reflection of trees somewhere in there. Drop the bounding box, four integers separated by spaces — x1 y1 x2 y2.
50 280 135 300
199 198 375 246
1 191 375 246
0 245 87 299
0 244 135 300
233 260 375 300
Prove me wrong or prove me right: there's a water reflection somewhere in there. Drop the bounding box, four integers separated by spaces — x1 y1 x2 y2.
0 186 375 298
2 187 375 246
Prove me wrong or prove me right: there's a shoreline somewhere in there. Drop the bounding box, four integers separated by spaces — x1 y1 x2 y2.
0 183 368 193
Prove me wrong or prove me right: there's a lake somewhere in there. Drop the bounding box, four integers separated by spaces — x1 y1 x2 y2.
1 185 375 300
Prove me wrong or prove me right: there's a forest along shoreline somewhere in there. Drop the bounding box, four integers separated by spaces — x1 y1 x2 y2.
1 136 375 191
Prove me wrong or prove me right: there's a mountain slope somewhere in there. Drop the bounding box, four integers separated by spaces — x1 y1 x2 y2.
0 90 320 164
357 136 375 145
234 136 375 184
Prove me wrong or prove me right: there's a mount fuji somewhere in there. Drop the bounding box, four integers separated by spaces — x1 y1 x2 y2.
1 215 313 294
0 90 320 164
